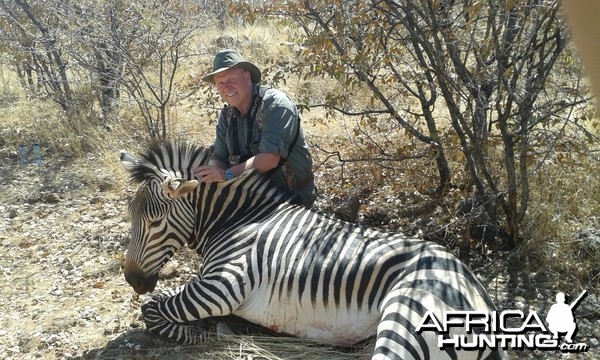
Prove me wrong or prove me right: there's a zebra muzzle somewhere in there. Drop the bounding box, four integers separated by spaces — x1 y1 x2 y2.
124 261 159 294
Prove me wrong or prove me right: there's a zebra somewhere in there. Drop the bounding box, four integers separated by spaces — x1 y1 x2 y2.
120 141 506 360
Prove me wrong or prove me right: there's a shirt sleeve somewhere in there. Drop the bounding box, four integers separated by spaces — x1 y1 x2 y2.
258 89 299 159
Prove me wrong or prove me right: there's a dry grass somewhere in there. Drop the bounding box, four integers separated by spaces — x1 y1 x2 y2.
1 17 599 359
171 334 371 360
522 151 600 288
2 18 599 285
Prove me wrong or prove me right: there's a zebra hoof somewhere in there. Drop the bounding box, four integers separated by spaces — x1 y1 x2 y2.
141 299 162 322
141 292 170 307
216 321 234 338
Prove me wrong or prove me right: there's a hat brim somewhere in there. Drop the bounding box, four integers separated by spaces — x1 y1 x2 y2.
202 62 262 84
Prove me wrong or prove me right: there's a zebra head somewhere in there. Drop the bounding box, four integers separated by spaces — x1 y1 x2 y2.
120 141 212 294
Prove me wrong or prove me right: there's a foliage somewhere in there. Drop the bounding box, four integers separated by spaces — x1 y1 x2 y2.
0 0 597 273
0 0 223 139
0 0 74 111
0 11 599 356
237 0 598 247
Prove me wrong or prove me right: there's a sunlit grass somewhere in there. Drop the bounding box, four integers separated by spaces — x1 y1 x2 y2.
0 16 598 360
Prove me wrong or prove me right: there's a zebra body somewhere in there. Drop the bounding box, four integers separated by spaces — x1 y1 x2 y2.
121 142 505 360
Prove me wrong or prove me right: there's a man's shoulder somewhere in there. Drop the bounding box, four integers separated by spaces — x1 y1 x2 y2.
261 87 296 109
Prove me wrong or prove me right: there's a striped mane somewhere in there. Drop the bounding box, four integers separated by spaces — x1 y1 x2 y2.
126 141 213 185
124 141 294 205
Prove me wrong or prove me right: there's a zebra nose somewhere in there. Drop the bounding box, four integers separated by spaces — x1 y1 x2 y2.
124 262 158 294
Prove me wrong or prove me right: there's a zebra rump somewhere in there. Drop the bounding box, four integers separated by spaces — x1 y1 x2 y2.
120 141 507 360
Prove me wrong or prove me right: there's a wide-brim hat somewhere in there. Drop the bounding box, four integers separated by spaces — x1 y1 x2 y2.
202 49 262 84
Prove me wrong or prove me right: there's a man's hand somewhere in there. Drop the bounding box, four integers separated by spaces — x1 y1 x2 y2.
194 153 281 183
194 165 226 183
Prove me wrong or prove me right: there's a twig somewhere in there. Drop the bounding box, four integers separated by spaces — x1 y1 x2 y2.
313 143 428 166
306 103 391 116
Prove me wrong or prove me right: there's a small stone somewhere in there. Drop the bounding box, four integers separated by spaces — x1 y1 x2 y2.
158 262 178 279
46 334 60 344
50 289 63 296
97 182 113 192
42 193 60 203
8 209 19 218
590 338 599 348
25 197 40 204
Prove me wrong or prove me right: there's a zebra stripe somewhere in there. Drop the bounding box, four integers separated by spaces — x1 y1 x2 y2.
121 142 506 360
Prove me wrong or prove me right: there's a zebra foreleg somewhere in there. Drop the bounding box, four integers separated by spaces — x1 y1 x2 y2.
141 297 216 344
140 286 216 344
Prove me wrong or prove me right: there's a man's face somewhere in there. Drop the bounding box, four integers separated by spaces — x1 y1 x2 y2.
213 67 253 113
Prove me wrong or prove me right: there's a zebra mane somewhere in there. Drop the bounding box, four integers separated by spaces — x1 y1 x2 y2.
125 140 296 205
126 141 213 185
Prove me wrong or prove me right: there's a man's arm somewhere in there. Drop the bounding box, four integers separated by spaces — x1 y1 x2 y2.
195 153 281 183
241 152 281 173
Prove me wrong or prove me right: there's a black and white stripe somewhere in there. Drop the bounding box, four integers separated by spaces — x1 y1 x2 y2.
121 141 505 360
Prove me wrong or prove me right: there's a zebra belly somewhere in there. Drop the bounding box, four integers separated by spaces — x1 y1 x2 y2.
234 292 379 345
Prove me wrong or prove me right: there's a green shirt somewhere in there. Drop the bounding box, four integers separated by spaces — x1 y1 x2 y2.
210 85 313 191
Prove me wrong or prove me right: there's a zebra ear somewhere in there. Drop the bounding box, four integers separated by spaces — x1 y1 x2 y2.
120 150 137 172
161 177 199 198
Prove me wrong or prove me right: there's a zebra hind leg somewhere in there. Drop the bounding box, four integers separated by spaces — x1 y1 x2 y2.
373 288 505 360
372 304 437 360
372 289 456 360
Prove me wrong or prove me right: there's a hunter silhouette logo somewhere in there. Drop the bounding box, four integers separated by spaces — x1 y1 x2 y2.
546 290 587 344
416 290 589 353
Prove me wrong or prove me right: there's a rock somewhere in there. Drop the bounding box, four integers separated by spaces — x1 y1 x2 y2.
97 182 113 192
42 193 60 203
90 197 103 204
514 296 526 309
46 334 60 344
8 209 18 218
25 197 40 204
158 261 179 279
592 325 600 339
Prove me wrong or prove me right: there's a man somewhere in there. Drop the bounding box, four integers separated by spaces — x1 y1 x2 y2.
194 49 316 207
546 292 577 343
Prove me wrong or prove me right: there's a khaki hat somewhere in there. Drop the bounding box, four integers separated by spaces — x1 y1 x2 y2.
202 49 262 84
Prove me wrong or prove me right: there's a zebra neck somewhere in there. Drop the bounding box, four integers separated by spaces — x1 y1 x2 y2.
189 176 287 251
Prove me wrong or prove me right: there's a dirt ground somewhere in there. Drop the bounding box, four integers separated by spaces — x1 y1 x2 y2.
1 151 599 360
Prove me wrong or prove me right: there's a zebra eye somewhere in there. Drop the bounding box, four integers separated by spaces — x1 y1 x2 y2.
148 219 162 228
